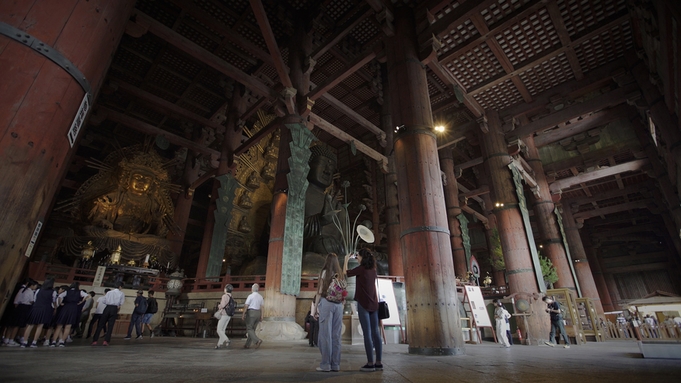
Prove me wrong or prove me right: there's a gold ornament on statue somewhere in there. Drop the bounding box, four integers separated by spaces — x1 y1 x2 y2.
110 245 122 265
483 273 492 287
80 241 96 260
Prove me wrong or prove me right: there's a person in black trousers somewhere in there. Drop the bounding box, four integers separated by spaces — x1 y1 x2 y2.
91 282 125 346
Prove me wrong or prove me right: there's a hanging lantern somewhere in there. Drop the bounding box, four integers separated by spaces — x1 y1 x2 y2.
110 245 122 265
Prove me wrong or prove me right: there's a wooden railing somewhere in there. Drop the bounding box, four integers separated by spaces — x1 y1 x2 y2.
29 262 410 294
601 320 681 341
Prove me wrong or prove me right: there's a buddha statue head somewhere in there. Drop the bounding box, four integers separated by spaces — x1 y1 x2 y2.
308 143 337 189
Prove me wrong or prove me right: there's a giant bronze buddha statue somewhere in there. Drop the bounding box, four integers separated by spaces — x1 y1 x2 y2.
61 145 177 265
303 144 344 257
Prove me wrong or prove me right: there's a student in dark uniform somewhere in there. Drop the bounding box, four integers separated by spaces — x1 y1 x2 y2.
21 279 55 347
51 282 88 347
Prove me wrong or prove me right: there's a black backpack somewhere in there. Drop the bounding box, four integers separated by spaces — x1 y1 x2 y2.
225 295 236 316
146 297 158 314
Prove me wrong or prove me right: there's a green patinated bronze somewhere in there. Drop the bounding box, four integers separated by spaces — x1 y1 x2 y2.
456 213 471 271
207 174 238 278
509 164 545 292
554 206 582 296
281 123 316 296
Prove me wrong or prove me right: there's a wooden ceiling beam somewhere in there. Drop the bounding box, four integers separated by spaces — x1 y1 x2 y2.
507 83 639 140
309 113 388 173
591 223 660 238
532 104 634 146
499 57 627 120
467 11 630 97
462 205 489 227
307 49 377 101
316 91 387 145
541 144 641 174
312 5 373 60
438 0 547 65
469 13 532 103
112 80 226 133
573 199 652 220
606 262 671 274
546 1 584 80
427 59 483 117
460 185 490 199
134 11 279 100
235 117 281 157
171 0 274 65
97 106 221 159
249 0 293 90
418 0 497 46
602 251 667 264
454 155 483 173
563 182 649 206
550 158 649 194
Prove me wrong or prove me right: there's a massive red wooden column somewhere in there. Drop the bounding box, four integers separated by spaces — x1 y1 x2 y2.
524 136 576 290
387 7 464 355
0 0 135 314
381 70 404 276
559 206 605 315
480 110 548 343
582 234 613 313
440 149 467 278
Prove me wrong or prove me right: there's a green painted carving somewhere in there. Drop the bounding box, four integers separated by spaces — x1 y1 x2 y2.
554 206 582 296
508 164 545 292
281 123 316 296
207 174 238 278
457 213 471 270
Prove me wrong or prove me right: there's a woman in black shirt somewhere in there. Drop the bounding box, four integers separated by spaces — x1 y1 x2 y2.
344 248 383 372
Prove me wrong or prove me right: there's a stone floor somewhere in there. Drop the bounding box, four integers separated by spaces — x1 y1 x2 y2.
1 336 679 382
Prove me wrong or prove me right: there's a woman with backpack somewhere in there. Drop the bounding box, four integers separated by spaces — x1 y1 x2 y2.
314 253 346 372
215 284 234 349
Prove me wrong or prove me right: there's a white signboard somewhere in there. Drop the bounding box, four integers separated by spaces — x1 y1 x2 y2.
92 266 107 288
465 285 492 327
67 93 90 147
376 278 400 326
24 221 42 257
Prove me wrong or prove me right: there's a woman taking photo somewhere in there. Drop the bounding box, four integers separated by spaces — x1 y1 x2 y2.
314 253 345 372
344 248 383 372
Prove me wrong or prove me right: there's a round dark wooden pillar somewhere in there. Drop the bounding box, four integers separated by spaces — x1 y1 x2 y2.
524 136 576 290
0 0 135 314
479 110 548 343
440 149 467 278
387 7 464 356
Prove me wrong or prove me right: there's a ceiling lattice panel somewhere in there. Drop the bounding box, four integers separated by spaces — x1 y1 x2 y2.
495 6 560 67
473 78 525 110
518 52 575 96
573 20 633 73
439 18 479 56
557 0 628 38
446 42 506 90
481 0 535 26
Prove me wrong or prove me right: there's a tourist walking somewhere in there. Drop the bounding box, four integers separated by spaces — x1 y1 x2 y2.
242 283 263 349
493 299 512 348
543 296 571 348
91 281 125 346
215 284 234 349
142 290 158 338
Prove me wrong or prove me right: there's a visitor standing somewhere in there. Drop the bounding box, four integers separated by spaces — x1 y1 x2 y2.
142 290 158 338
493 299 512 348
315 253 345 372
87 289 110 339
91 281 125 346
242 283 263 349
344 248 383 371
125 290 147 340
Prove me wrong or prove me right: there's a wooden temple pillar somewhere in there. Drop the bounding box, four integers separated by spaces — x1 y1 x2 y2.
167 147 202 267
582 234 613 314
524 136 576 290
381 65 404 276
477 168 505 286
386 7 464 355
260 11 313 340
195 85 245 278
0 0 135 314
479 109 548 344
439 149 467 278
559 205 605 315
